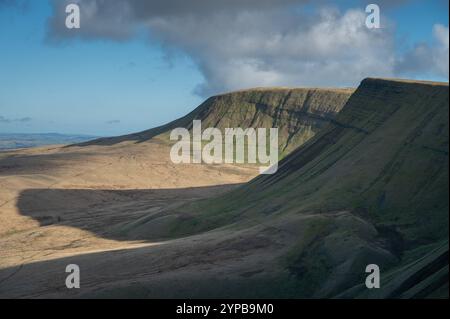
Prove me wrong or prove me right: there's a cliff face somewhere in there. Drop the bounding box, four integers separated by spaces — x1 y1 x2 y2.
79 88 353 157
124 78 448 298
189 88 353 156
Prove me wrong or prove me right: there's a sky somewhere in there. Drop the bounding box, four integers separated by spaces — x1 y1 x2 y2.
0 0 448 136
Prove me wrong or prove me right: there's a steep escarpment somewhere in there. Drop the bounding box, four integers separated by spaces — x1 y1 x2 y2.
122 78 448 298
5 78 446 299
78 88 353 157
185 79 449 239
256 78 449 243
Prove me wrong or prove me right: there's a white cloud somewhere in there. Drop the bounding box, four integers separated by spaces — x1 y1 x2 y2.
395 24 449 80
432 24 449 78
146 7 397 95
46 0 449 96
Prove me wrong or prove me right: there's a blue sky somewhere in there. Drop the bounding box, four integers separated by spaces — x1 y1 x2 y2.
0 0 448 136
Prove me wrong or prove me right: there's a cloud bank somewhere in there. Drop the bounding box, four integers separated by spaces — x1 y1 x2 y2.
0 116 32 123
396 24 449 79
47 0 449 96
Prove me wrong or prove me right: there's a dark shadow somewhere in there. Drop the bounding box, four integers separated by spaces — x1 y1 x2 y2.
0 228 289 299
0 227 447 299
16 184 242 242
0 151 99 176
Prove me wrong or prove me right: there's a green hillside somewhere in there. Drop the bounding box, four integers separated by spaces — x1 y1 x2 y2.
78 88 353 158
118 78 448 298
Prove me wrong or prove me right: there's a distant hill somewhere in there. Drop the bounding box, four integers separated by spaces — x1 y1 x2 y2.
0 133 98 150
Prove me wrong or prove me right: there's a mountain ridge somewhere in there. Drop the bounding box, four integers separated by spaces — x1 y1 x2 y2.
0 78 447 298
75 87 354 157
112 77 448 298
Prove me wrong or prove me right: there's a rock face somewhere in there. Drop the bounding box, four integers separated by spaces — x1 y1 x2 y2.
79 88 353 157
128 78 448 298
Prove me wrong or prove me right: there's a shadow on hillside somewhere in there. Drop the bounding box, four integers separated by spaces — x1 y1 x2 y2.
16 184 241 242
0 228 287 299
0 151 99 176
0 243 175 298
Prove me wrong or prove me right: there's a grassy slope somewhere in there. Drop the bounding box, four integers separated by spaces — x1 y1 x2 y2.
77 88 353 158
121 78 448 298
